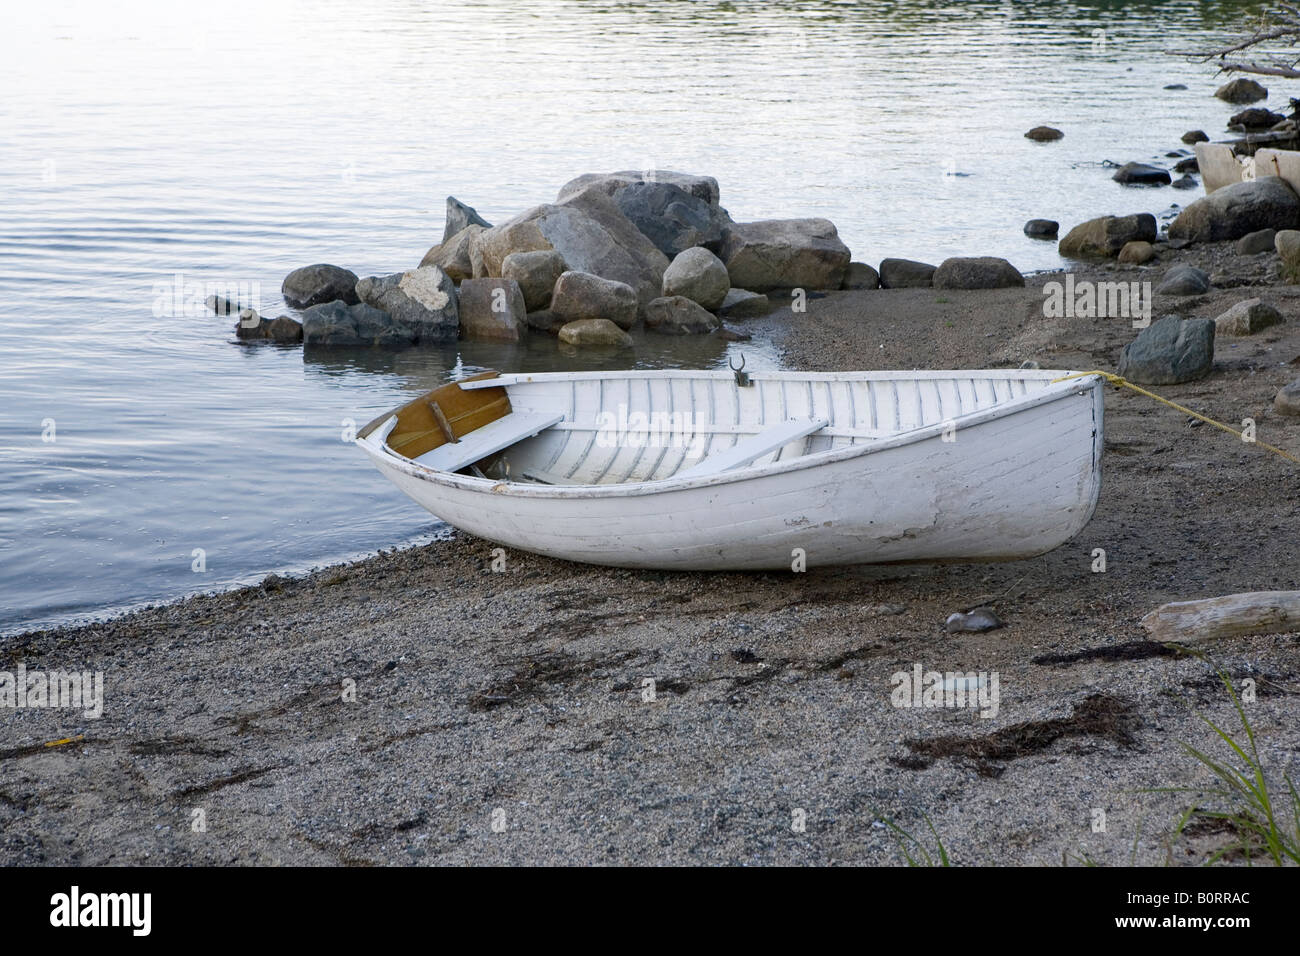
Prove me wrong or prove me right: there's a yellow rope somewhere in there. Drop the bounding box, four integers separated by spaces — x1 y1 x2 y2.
1052 371 1300 466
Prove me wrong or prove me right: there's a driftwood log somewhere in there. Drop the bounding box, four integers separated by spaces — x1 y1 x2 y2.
1142 591 1300 641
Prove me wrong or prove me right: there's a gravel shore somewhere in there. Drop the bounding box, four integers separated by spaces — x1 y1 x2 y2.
4 248 1299 865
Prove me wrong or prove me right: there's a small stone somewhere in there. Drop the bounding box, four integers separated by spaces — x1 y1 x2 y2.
1171 175 1199 190
1214 298 1284 336
1237 228 1277 255
1275 229 1300 281
1117 241 1155 264
1181 130 1209 144
1155 264 1210 295
1274 378 1300 415
945 608 1004 633
1174 157 1199 174
1165 83 1188 91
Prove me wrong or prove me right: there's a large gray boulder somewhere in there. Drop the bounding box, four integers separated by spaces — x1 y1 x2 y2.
1168 176 1300 242
879 258 936 288
471 188 669 313
644 295 722 335
615 181 730 258
301 301 413 347
662 247 730 310
442 196 491 242
932 257 1024 290
355 266 458 344
282 264 359 308
457 278 526 342
1059 214 1157 258
557 170 721 206
419 225 484 283
1117 316 1215 384
720 218 851 291
501 249 567 311
549 271 638 330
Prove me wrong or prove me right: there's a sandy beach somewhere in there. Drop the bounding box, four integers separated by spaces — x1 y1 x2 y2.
5 247 1299 866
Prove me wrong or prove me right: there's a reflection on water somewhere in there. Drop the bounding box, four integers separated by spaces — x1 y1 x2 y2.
0 0 1269 632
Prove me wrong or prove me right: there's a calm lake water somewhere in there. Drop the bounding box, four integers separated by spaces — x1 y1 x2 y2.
0 0 1270 633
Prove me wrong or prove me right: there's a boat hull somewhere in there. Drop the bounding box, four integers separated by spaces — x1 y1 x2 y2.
358 373 1104 570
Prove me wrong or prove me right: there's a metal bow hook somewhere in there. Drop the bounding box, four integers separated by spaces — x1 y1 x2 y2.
730 353 752 387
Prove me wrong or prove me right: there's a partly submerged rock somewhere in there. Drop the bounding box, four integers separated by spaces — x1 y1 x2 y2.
1113 162 1172 186
282 264 359 309
1215 77 1267 103
1024 219 1059 239
354 266 458 343
1168 176 1300 242
1024 126 1063 141
301 300 413 347
644 295 721 335
1058 213 1157 258
457 277 526 342
557 318 634 347
717 288 772 319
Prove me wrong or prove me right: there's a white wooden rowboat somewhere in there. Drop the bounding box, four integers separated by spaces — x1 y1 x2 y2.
356 368 1105 570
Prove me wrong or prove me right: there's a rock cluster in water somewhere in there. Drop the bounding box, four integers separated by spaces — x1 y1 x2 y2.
269 171 1030 349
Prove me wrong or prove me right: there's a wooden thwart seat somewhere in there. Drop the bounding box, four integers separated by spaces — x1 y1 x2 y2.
413 411 564 473
675 418 829 479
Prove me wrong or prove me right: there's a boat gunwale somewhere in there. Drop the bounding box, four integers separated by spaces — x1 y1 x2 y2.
357 371 1104 499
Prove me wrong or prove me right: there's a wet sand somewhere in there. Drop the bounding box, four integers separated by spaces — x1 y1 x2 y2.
4 246 1299 865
